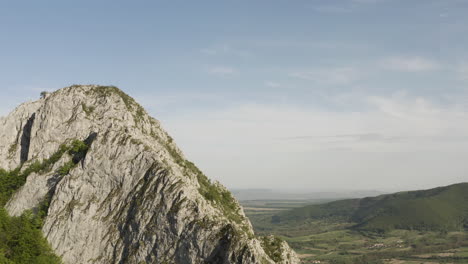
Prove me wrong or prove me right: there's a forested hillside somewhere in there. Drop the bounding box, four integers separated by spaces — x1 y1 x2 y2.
273 183 468 232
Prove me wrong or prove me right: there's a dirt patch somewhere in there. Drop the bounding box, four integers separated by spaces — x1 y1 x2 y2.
416 252 454 258
297 253 315 258
386 259 453 264
243 207 288 211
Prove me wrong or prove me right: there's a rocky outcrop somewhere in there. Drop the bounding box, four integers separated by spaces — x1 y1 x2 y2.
0 85 299 264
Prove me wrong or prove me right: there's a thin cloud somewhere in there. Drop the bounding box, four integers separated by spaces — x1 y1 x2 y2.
135 92 225 116
280 133 404 143
381 56 440 72
290 67 361 85
163 94 468 151
247 39 368 50
207 66 238 75
352 0 385 3
200 44 230 55
200 49 218 55
313 5 352 14
312 0 383 15
160 94 468 189
265 81 281 88
200 44 250 57
457 63 468 81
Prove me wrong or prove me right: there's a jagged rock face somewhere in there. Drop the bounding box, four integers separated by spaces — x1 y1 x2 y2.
0 85 299 264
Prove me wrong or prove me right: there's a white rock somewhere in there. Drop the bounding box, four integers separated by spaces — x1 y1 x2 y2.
0 85 299 264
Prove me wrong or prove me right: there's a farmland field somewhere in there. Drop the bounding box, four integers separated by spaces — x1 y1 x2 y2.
241 200 468 264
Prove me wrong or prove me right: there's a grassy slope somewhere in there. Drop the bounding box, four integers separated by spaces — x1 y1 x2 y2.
273 183 468 232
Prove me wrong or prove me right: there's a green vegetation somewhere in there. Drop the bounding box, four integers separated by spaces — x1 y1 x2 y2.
8 144 17 157
0 144 66 207
260 236 284 262
185 161 246 225
0 208 61 264
81 103 95 116
0 138 91 263
156 134 250 234
0 139 89 207
156 136 247 227
165 143 184 167
273 199 361 224
84 85 146 124
242 184 468 264
274 183 468 232
68 139 89 162
84 85 135 110
134 107 145 124
57 161 76 176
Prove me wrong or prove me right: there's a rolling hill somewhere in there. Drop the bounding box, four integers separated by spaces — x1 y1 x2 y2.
272 183 468 232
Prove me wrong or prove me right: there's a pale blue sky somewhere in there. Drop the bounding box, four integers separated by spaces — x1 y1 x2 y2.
2 0 468 191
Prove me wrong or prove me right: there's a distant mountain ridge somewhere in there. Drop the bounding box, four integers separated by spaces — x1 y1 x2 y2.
231 189 385 201
273 183 468 232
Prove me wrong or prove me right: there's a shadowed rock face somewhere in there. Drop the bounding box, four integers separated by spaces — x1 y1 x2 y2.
20 112 35 163
0 85 299 264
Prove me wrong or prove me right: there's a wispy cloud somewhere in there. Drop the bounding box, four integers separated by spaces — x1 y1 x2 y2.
457 63 468 81
290 67 361 85
265 81 281 88
280 133 404 143
207 66 238 75
200 44 250 57
247 39 367 50
352 0 385 4
381 56 440 72
135 92 225 115
160 94 468 189
201 44 230 55
313 0 384 14
313 5 352 14
163 93 468 152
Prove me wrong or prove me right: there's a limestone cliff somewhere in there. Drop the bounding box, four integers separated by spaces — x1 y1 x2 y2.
0 85 299 264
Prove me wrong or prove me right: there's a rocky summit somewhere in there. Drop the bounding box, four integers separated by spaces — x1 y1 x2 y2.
0 85 299 264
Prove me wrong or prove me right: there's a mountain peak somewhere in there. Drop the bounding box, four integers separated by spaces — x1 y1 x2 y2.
47 84 149 123
0 85 299 263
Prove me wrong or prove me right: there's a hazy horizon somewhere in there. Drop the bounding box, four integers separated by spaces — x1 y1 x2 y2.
1 0 468 191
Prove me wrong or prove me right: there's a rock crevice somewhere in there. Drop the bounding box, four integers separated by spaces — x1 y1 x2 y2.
20 113 35 163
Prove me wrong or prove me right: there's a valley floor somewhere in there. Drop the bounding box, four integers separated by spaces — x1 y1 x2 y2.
241 200 468 264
